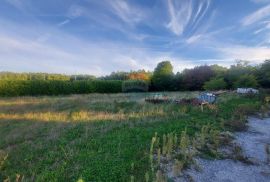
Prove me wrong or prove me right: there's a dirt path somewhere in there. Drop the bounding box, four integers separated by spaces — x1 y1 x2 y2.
181 117 270 182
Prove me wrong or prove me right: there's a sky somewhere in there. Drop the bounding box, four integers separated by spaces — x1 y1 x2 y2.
0 0 270 76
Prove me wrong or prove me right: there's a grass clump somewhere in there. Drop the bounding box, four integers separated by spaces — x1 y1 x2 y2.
148 126 226 179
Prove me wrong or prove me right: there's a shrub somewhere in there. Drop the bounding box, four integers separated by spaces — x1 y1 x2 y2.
122 80 148 92
203 78 227 91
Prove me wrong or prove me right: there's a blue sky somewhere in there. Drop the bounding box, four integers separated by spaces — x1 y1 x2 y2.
0 0 270 75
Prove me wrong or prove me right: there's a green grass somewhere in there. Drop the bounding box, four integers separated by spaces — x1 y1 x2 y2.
0 92 263 181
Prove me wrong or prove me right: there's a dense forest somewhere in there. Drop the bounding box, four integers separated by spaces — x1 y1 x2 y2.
0 60 269 96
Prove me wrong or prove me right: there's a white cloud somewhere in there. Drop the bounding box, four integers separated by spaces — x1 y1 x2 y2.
58 19 70 27
218 45 270 62
108 0 144 25
190 0 211 32
242 4 270 26
166 0 193 36
254 21 270 34
186 34 202 44
166 0 212 36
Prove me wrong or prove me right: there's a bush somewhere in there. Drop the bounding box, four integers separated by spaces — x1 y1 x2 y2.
122 80 148 92
0 80 122 96
204 78 227 91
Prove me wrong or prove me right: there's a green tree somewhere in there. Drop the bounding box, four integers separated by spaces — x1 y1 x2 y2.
257 60 270 88
204 78 227 91
174 72 184 91
224 60 256 88
151 61 174 91
182 65 215 90
210 65 227 77
233 74 258 88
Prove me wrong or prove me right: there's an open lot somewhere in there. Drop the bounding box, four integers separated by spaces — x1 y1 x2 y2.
0 92 263 181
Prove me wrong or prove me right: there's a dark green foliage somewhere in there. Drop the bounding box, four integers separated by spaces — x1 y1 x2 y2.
173 72 184 91
0 80 122 96
152 61 174 91
122 80 148 92
182 65 215 90
204 78 227 91
70 75 96 81
257 60 270 88
210 65 228 77
224 60 256 88
233 74 258 88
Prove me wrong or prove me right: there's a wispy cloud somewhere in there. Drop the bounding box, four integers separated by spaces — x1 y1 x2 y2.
166 0 212 36
58 19 70 27
108 0 144 25
166 0 193 36
186 34 202 44
254 21 270 34
242 4 270 26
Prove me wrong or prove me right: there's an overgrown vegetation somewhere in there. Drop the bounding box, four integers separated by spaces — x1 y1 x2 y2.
147 125 228 181
0 92 265 181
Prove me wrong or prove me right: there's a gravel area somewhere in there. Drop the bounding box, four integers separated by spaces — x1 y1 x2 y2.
173 117 270 182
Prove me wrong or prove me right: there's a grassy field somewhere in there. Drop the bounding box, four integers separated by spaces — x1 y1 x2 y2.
0 92 263 181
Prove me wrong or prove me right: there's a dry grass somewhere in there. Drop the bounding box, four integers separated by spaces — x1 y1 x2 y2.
0 95 196 127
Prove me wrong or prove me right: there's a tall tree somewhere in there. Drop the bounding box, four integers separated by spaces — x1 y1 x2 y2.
182 65 215 90
151 61 174 91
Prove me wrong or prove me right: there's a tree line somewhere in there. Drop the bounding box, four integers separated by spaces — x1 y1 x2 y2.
0 60 269 96
105 60 270 91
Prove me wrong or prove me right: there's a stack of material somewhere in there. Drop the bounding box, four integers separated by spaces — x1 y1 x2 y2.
237 88 259 94
174 98 202 106
145 93 170 104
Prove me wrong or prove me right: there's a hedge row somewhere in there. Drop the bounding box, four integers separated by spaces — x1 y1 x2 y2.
122 80 149 92
0 80 122 96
